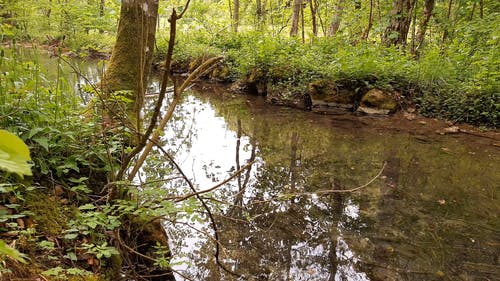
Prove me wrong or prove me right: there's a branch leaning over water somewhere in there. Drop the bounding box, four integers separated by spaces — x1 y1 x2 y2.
125 55 224 182
152 143 242 278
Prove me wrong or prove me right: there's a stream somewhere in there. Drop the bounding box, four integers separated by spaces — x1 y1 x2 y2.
12 47 500 281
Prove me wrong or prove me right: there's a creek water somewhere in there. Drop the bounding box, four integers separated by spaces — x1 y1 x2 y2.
12 47 500 281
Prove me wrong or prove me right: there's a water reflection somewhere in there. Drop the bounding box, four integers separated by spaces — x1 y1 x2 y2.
152 88 499 281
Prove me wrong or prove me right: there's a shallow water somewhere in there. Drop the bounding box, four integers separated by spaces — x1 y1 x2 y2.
12 48 499 280
151 85 499 281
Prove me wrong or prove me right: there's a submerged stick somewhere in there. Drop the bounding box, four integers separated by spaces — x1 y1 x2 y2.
283 161 387 198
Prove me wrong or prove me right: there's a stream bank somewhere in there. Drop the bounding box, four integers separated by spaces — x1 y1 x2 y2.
163 52 498 129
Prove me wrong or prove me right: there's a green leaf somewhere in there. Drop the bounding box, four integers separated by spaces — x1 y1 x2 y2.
42 266 65 276
64 251 78 261
63 233 78 240
0 130 33 177
27 127 44 138
0 239 27 263
78 204 96 210
33 137 50 151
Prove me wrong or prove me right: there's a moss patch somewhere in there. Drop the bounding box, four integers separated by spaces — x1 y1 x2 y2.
361 89 398 112
25 190 76 236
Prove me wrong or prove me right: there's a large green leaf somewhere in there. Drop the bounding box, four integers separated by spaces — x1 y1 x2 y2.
0 130 33 177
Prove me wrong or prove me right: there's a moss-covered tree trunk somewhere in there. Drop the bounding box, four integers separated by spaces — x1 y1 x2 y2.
100 1 175 280
101 0 158 132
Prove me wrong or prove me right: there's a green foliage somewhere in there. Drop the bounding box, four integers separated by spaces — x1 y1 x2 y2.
160 27 498 126
0 130 32 177
0 239 27 264
0 0 119 51
41 266 93 279
81 242 119 259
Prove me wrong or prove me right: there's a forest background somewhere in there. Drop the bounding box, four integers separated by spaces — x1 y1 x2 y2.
2 0 499 126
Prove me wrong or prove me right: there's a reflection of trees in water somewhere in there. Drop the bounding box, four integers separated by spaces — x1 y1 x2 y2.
208 128 355 280
149 91 500 281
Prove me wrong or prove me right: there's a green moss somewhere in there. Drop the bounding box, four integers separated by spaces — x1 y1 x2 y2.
247 68 266 84
361 89 398 111
25 191 76 236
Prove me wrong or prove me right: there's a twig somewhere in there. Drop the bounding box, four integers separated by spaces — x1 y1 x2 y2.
152 144 241 278
126 56 224 182
116 230 156 262
174 160 256 202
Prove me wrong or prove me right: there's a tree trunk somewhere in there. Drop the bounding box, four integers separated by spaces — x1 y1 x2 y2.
233 0 240 32
414 0 435 53
101 0 159 132
290 0 302 36
361 0 374 40
99 0 105 33
383 0 415 46
442 0 453 43
327 0 345 36
309 0 318 37
301 0 305 42
256 0 263 29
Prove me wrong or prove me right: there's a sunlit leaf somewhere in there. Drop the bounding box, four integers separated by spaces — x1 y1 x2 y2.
0 130 32 177
0 239 27 263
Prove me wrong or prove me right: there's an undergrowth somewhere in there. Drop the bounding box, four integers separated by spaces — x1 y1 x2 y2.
159 28 499 127
0 44 178 280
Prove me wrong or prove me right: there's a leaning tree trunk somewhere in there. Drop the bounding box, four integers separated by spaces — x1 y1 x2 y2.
101 0 159 133
100 2 174 279
383 0 415 46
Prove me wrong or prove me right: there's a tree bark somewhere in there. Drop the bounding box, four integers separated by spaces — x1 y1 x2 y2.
327 0 345 36
290 0 302 36
256 0 263 29
383 0 415 46
414 0 435 53
309 0 318 37
233 0 240 32
101 0 159 131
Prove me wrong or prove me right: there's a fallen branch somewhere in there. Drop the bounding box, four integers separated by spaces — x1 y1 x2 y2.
316 161 386 195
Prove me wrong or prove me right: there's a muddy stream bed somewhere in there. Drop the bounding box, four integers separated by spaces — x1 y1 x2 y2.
15 48 500 281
